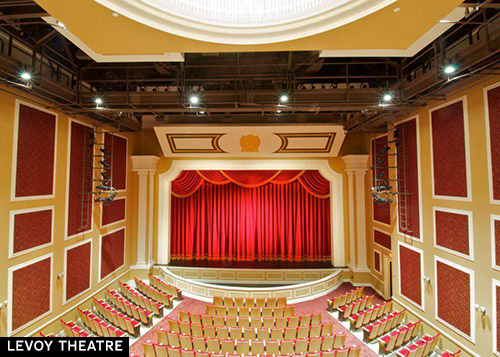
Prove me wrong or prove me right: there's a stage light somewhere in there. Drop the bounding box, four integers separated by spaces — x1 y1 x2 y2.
57 21 66 29
199 111 205 115
279 94 289 103
189 95 200 105
20 71 31 81
444 65 457 75
276 110 282 114
95 98 103 105
383 93 393 102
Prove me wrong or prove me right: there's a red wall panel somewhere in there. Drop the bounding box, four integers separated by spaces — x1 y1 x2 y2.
496 286 500 353
374 252 381 272
102 198 126 227
431 101 469 198
66 242 91 301
396 119 420 238
486 85 500 201
11 257 51 332
12 209 52 255
436 260 471 337
371 136 391 225
374 229 391 250
495 218 500 268
100 229 125 280
14 104 56 198
67 122 93 237
104 134 127 191
399 244 422 307
435 210 470 257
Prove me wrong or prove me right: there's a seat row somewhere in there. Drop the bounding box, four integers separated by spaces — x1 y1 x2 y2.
337 296 374 320
378 322 423 355
179 312 321 328
396 334 440 357
327 288 364 312
149 274 183 300
77 308 126 338
143 345 362 357
213 296 287 308
119 281 164 317
348 300 393 329
362 311 408 341
105 288 153 325
92 297 141 337
165 322 334 341
60 320 92 337
135 277 175 309
156 333 347 355
206 305 295 318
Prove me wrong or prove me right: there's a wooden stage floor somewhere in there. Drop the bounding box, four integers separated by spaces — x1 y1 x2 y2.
167 259 334 269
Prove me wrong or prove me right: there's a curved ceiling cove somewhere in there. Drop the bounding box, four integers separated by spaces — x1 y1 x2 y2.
95 0 397 45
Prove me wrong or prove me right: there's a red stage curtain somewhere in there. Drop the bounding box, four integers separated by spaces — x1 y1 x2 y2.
170 170 331 262
172 170 329 198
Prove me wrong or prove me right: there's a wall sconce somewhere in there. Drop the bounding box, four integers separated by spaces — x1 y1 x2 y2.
57 272 65 280
475 304 486 316
423 276 431 284
0 300 8 311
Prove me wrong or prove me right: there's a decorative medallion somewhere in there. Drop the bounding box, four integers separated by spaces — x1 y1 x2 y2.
240 134 261 152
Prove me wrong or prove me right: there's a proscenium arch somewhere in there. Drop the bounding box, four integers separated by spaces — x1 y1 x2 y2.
157 159 345 266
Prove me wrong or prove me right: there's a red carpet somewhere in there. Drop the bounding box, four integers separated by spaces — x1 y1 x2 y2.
129 282 382 356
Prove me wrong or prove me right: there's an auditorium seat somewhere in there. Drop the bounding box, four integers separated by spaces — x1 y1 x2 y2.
39 332 56 337
348 300 393 329
92 297 141 337
363 311 409 342
119 281 164 317
60 319 92 337
396 334 440 357
213 296 287 308
77 308 126 338
327 287 364 311
148 274 183 300
135 277 174 309
105 288 153 326
206 304 295 318
337 296 373 320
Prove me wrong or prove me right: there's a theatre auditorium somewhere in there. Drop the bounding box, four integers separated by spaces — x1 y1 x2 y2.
0 1 499 356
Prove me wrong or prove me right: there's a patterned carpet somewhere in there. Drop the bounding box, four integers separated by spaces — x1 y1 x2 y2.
129 282 383 357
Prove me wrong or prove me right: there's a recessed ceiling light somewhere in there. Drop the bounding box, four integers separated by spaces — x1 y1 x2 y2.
276 110 282 114
444 65 457 75
199 111 205 115
20 72 31 81
279 94 289 103
393 7 401 13
112 12 119 17
383 94 393 102
189 95 200 105
95 98 103 105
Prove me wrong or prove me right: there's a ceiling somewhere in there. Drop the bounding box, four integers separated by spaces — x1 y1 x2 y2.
0 1 498 133
33 0 463 56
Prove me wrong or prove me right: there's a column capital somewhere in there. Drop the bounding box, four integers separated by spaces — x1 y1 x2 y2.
131 155 160 172
342 155 369 172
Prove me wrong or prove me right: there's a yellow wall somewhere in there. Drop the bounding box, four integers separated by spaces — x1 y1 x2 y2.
0 86 137 337
365 77 500 356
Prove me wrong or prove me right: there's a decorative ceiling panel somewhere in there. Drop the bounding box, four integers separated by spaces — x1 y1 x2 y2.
155 125 345 157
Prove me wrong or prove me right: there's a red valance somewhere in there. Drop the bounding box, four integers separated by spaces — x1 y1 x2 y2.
171 170 330 198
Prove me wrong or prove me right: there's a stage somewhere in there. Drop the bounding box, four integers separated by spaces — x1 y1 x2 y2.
167 259 334 270
158 266 345 303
